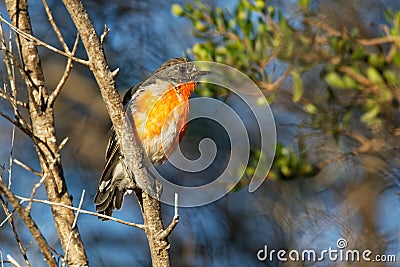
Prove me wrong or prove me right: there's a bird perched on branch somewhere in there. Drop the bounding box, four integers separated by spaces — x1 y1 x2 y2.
94 58 209 218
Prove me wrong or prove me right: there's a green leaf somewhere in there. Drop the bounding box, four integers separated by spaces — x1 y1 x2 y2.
368 53 385 69
299 0 310 11
361 104 380 125
392 51 400 66
292 71 303 102
351 46 367 60
325 72 346 88
171 3 184 16
254 0 265 11
383 70 399 85
342 75 357 88
194 21 209 32
366 67 384 84
304 103 317 114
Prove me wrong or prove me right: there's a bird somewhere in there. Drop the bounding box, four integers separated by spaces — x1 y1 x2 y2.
94 58 209 218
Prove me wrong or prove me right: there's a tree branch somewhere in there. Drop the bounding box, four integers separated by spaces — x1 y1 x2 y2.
0 195 30 266
4 0 88 265
15 195 145 229
0 180 58 267
61 0 176 265
0 15 89 66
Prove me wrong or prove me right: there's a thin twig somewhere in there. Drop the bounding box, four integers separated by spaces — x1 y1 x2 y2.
62 190 85 267
41 0 69 52
0 107 57 163
0 85 30 128
174 192 178 218
48 33 80 105
157 193 179 241
8 126 15 189
0 20 17 107
0 211 14 227
303 17 342 37
0 89 28 108
0 180 57 266
26 174 46 213
0 196 30 266
57 137 69 153
0 111 31 137
0 21 26 116
257 66 292 92
339 66 372 87
6 254 22 267
100 24 110 44
0 15 89 66
0 45 40 128
111 67 120 78
13 159 41 177
15 196 145 229
357 35 400 47
157 217 179 241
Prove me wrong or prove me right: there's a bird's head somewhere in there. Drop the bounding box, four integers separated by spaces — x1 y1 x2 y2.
156 57 210 85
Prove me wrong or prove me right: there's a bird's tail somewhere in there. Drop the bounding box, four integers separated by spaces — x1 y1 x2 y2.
94 155 135 219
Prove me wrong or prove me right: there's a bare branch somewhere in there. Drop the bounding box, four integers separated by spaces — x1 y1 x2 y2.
0 196 31 266
304 17 343 37
100 24 110 44
15 195 145 229
5 255 22 267
174 192 178 218
0 22 17 111
13 159 41 177
257 66 292 92
157 193 179 241
357 35 400 47
0 15 89 66
0 180 58 267
57 137 69 153
157 216 179 241
48 33 80 105
0 89 28 108
41 0 69 52
8 126 15 189
4 0 88 264
63 190 85 267
61 1 176 265
26 174 46 213
0 85 31 129
339 65 372 87
0 42 40 113
0 110 32 137
111 67 120 78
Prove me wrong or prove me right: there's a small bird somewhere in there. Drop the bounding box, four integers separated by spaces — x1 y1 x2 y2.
94 58 209 218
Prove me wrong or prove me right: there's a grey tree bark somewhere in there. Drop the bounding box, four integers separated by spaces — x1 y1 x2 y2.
5 0 88 265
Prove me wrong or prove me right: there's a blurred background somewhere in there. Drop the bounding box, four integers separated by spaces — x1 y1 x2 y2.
0 0 400 266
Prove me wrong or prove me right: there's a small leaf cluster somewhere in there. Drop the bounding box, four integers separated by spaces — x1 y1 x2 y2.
172 0 314 85
321 15 400 127
268 144 315 180
172 0 400 182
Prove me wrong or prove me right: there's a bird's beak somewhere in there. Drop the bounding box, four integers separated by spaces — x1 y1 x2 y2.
194 70 212 79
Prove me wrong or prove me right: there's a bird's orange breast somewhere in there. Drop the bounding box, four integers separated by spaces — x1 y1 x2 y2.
132 82 196 162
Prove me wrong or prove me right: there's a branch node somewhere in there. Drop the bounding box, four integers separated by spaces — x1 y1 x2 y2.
100 24 110 44
111 67 119 78
157 215 180 241
57 137 69 152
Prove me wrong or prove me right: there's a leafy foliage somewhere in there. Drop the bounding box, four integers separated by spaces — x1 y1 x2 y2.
172 0 400 182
